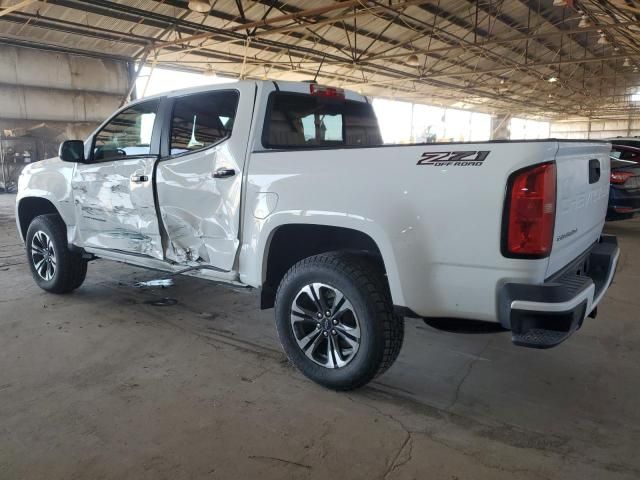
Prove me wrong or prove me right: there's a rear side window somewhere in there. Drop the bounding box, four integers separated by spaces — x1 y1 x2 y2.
170 91 239 155
612 159 640 170
619 149 640 162
611 147 640 162
263 92 382 149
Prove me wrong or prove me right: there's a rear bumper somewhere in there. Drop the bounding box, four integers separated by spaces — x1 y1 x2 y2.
498 235 619 348
607 206 640 219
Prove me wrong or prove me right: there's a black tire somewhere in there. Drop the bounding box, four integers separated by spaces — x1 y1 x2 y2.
275 252 404 390
25 214 88 294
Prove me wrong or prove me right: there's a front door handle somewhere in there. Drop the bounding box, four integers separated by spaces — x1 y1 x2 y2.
130 174 149 183
212 168 236 179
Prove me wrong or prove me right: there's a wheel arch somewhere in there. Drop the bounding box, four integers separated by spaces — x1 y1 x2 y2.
17 197 63 241
258 223 403 310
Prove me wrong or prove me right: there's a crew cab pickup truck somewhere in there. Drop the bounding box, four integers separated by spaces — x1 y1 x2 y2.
16 80 619 390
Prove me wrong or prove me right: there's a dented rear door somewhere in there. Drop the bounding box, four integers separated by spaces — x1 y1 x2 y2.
155 84 256 270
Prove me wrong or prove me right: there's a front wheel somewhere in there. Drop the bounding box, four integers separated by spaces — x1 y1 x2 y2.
26 214 87 294
275 252 404 390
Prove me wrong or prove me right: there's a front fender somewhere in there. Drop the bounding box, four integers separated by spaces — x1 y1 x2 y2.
16 157 76 241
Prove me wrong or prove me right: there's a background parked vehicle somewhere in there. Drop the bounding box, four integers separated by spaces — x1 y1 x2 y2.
609 136 640 149
607 144 640 221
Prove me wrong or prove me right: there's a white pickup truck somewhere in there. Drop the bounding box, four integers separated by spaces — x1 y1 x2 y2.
16 80 619 390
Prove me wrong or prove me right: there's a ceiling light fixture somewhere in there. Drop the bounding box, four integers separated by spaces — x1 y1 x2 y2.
406 54 420 67
552 0 567 6
623 58 631 68
188 0 211 13
578 15 591 28
548 76 558 83
597 33 608 45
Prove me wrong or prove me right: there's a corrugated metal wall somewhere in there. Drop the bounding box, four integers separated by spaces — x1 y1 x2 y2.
550 116 640 140
0 45 130 140
0 45 131 192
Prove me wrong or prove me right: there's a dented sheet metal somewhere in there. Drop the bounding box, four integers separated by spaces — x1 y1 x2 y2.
155 144 242 271
134 278 175 288
72 157 163 258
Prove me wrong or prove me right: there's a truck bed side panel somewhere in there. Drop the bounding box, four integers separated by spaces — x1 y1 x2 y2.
241 142 561 321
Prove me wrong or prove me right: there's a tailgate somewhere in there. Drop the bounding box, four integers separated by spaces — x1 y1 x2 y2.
547 141 611 277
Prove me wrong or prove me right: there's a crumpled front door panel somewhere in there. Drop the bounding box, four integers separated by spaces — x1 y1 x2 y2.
72 157 162 258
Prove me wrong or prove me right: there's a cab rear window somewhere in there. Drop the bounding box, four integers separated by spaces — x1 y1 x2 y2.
263 92 382 149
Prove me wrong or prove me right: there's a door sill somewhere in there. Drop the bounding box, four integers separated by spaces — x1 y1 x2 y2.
84 247 241 284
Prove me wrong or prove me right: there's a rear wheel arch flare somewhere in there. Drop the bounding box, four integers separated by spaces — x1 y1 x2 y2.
261 224 388 309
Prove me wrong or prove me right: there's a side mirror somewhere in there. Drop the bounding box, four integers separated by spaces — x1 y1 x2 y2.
59 140 85 163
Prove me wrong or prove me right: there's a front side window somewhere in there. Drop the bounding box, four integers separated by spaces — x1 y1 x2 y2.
169 91 239 155
94 100 159 161
264 93 382 149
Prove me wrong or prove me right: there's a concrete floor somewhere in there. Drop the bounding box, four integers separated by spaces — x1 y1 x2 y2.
0 193 639 480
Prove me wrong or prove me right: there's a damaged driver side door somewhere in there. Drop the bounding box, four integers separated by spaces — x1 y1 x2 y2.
154 86 253 271
72 99 164 259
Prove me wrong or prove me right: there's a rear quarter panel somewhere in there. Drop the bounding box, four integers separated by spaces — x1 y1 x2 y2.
241 141 561 321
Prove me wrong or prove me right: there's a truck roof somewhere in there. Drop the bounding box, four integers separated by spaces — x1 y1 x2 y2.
129 79 369 105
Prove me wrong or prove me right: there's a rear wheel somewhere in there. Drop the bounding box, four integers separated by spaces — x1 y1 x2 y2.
275 252 404 390
26 214 87 294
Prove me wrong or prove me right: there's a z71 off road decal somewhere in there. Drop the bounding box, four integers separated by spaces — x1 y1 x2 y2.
417 151 490 167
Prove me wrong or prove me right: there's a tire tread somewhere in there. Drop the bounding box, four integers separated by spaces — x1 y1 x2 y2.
26 214 87 294
275 251 404 390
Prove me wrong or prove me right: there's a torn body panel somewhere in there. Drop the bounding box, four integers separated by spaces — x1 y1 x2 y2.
155 144 242 271
71 156 163 258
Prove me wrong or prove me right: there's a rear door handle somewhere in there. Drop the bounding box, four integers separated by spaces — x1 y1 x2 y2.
212 168 236 179
130 174 149 183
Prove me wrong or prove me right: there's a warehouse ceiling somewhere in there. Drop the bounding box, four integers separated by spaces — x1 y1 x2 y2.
1 0 640 119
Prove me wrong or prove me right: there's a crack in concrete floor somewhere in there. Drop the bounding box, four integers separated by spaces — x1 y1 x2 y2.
1 196 640 479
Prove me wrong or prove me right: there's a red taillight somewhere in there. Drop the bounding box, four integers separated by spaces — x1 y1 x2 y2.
309 84 345 99
504 162 556 257
610 171 634 185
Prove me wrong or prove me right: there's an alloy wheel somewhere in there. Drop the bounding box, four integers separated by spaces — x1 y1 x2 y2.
31 231 56 281
290 282 361 368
